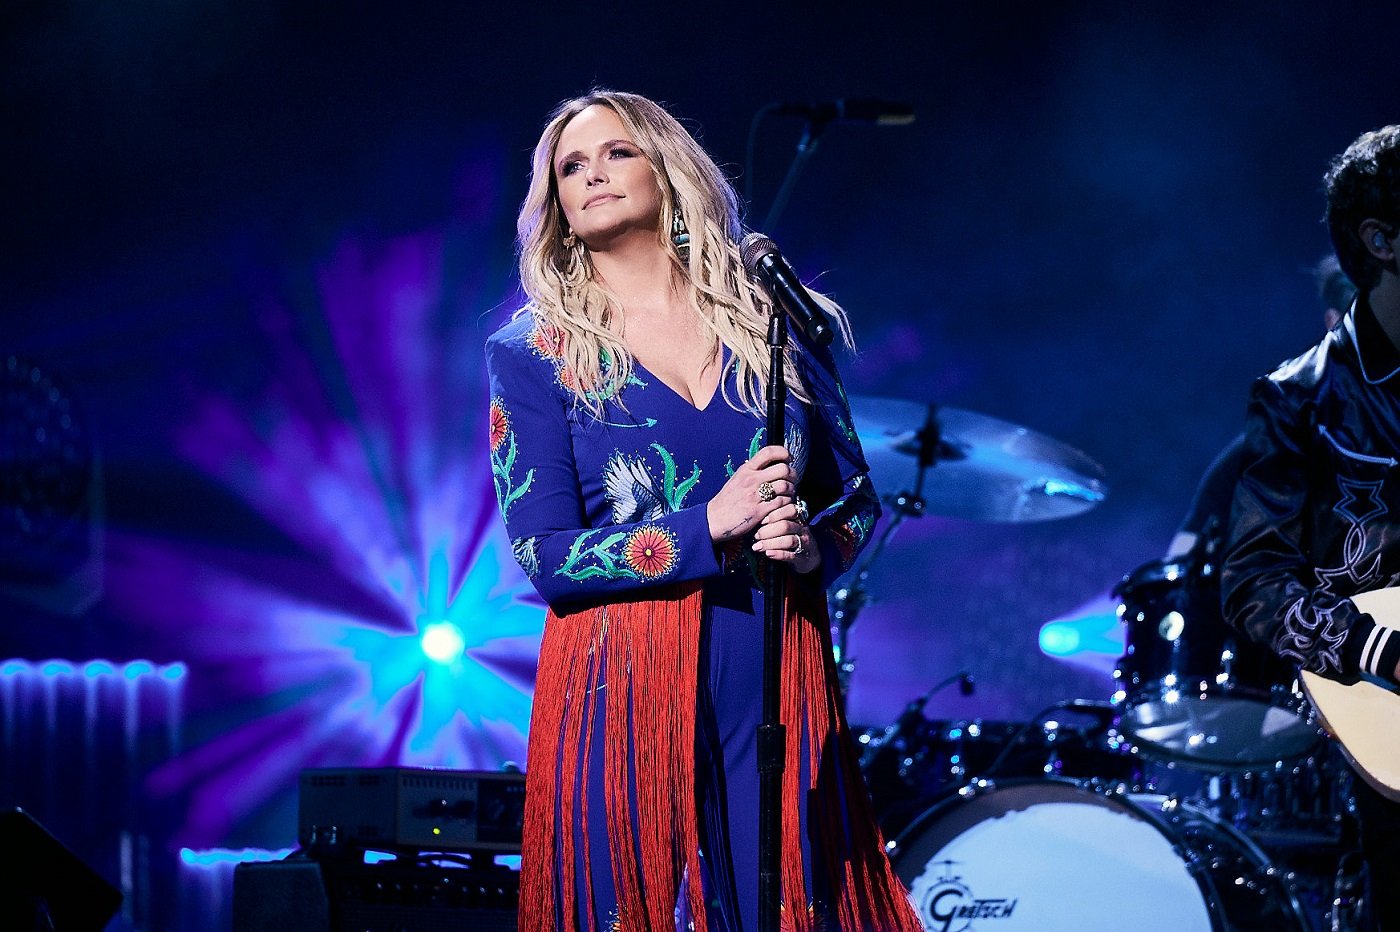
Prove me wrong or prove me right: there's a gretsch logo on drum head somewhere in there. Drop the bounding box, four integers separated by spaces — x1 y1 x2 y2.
913 860 1018 932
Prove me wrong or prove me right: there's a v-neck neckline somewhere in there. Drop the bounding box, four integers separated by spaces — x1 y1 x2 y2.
632 345 729 413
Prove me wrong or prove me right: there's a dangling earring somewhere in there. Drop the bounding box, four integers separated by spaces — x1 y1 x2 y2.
671 209 690 261
562 227 577 249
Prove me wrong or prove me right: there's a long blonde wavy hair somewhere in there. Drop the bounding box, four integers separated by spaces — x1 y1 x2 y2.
516 89 851 414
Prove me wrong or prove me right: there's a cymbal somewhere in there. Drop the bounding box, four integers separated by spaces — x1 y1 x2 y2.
849 395 1108 522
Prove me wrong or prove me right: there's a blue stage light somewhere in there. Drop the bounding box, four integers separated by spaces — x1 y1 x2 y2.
123 660 154 680
179 847 295 867
1036 607 1125 674
0 659 188 681
1039 623 1082 656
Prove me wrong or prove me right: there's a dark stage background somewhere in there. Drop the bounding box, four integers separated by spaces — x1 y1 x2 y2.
5 1 1400 925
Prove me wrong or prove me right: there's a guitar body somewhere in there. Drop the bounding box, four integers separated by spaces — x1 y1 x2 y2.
1300 587 1400 802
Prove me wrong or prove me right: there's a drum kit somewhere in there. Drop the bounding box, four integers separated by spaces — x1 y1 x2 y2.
844 395 1364 932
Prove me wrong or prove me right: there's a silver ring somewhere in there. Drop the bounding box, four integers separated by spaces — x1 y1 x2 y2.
757 481 776 502
793 534 805 556
794 498 809 523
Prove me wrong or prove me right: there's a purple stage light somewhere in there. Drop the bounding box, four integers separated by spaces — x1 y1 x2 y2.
104 229 542 848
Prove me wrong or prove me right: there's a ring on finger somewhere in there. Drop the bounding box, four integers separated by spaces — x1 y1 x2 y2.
792 534 805 556
757 480 776 502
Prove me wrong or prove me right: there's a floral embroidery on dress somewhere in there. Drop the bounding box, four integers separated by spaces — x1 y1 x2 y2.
831 508 876 572
837 417 858 446
530 324 647 403
489 396 534 517
555 524 678 583
531 322 566 360
489 398 509 453
622 525 678 579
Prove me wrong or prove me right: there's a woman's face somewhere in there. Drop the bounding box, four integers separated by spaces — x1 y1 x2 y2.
553 105 663 248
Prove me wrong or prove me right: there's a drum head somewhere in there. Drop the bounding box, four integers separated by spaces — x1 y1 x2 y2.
1121 693 1320 768
891 781 1213 930
889 780 1302 932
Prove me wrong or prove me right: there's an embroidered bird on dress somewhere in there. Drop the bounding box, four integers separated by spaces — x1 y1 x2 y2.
603 452 668 525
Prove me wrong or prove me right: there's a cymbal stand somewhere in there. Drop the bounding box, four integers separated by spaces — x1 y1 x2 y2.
831 405 939 694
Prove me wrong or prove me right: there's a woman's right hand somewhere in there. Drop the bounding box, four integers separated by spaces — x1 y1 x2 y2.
707 445 796 543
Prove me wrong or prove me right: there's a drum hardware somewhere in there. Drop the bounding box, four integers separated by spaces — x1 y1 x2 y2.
832 398 940 693
857 670 975 772
1203 754 1353 850
1329 851 1367 932
833 395 1110 692
859 699 1145 842
858 717 1022 843
830 488 926 693
1162 738 1359 928
980 698 1143 792
865 712 1361 930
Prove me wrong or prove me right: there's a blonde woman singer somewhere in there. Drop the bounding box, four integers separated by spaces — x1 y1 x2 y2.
486 89 919 932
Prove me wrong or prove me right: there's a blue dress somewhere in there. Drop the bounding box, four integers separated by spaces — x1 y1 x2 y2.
487 313 909 932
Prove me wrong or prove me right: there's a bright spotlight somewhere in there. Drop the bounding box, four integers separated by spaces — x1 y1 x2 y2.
420 621 466 665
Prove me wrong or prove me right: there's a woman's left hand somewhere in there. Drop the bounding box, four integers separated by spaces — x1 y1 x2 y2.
752 500 821 575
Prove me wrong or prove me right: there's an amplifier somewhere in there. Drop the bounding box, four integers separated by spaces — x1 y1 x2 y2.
299 767 526 854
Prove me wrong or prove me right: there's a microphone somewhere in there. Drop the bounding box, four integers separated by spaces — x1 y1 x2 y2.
740 233 835 347
771 98 915 127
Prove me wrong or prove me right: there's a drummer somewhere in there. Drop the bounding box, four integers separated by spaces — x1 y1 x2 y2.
1165 255 1354 562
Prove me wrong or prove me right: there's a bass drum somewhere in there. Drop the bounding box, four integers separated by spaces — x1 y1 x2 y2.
888 780 1305 932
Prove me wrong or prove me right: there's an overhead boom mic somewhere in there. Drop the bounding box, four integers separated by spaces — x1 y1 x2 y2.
771 98 915 127
741 233 835 347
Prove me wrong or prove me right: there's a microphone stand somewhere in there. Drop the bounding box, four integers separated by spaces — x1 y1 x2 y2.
761 119 829 236
758 306 788 932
